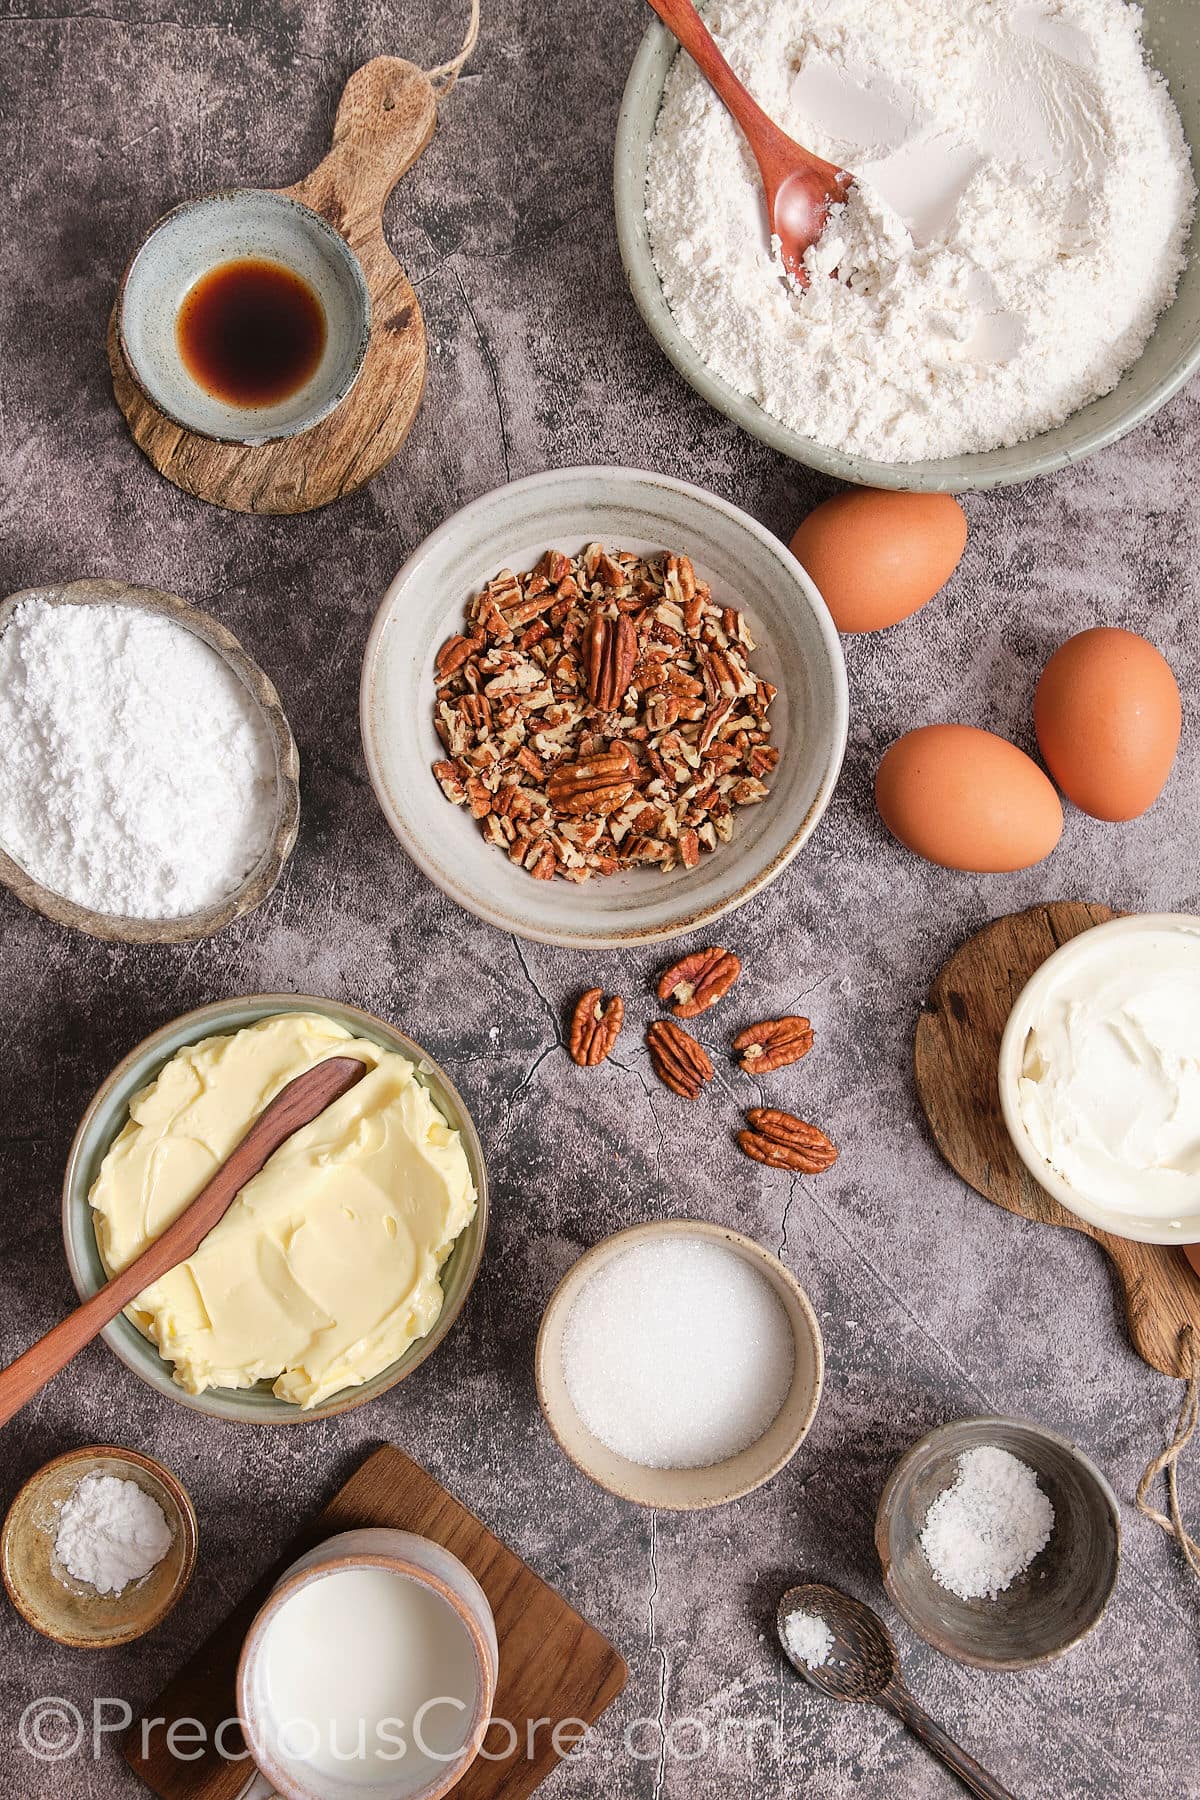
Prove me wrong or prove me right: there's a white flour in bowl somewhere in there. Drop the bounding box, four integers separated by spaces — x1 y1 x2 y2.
645 0 1195 461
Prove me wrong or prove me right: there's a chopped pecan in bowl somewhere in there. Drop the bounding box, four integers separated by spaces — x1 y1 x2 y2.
430 544 778 885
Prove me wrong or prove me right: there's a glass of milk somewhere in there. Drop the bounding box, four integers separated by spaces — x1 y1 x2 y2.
237 1529 499 1800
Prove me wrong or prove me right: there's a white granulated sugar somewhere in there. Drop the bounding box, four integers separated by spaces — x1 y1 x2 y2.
646 0 1195 460
561 1236 795 1469
0 599 277 919
920 1445 1054 1600
54 1472 172 1597
783 1608 834 1669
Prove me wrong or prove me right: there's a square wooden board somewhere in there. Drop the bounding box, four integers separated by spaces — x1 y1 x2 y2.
124 1444 628 1799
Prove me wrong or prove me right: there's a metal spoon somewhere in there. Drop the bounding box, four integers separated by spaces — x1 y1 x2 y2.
645 0 852 284
777 1582 1015 1800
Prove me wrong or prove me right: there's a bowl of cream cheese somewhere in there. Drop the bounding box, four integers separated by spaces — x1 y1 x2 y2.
61 996 488 1423
998 914 1200 1243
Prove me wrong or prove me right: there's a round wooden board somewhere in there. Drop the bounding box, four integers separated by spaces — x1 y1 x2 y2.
914 901 1200 1379
108 58 434 515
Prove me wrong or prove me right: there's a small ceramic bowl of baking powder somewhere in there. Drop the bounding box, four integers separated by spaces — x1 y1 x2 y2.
61 994 488 1426
998 912 1200 1245
237 1529 497 1800
361 466 848 949
876 1416 1120 1669
117 189 371 444
535 1220 824 1510
0 579 300 945
1 1445 198 1649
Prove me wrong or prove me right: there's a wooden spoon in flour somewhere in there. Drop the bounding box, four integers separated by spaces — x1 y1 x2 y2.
645 0 852 284
0 1055 367 1428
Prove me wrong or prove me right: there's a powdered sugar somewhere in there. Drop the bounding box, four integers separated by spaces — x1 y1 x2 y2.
646 0 1195 460
54 1472 172 1597
0 599 277 919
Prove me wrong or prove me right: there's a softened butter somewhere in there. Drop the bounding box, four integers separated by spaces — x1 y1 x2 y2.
90 1012 477 1407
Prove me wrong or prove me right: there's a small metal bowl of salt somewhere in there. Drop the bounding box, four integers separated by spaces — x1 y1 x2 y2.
875 1415 1120 1669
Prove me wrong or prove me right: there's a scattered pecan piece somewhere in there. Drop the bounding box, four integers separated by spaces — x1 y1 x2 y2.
569 989 625 1067
733 1017 814 1074
657 946 741 1018
646 1020 713 1099
737 1108 837 1173
584 608 637 711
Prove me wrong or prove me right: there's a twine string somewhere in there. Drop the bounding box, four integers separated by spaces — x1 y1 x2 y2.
1136 1324 1200 1581
427 0 480 98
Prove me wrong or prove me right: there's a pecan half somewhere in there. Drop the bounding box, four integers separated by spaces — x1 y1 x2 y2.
737 1108 837 1173
733 1017 814 1074
569 989 625 1067
584 609 637 711
546 750 636 818
646 1020 713 1099
657 946 741 1018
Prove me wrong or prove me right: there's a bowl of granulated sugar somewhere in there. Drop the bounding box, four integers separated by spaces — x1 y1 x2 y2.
535 1219 824 1510
875 1416 1120 1668
0 579 299 943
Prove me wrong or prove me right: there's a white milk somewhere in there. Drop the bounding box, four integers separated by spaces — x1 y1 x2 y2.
260 1566 480 1786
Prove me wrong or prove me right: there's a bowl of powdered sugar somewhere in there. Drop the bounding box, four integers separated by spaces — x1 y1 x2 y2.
616 0 1199 488
0 579 299 942
875 1415 1120 1668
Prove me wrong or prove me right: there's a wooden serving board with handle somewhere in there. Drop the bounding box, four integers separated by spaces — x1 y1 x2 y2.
108 57 434 514
124 1444 628 1800
914 901 1200 1380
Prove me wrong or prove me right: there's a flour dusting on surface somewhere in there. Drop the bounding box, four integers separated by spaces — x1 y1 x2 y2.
646 0 1195 460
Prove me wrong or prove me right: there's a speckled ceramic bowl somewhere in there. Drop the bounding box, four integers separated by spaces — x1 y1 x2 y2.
876 1416 1120 1669
535 1220 824 1510
614 1 1200 491
1 1445 197 1648
360 467 848 949
60 995 488 1425
117 189 371 443
0 579 300 944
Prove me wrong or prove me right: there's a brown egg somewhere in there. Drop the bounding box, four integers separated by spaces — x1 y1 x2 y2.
876 725 1063 872
789 489 967 633
1034 627 1181 821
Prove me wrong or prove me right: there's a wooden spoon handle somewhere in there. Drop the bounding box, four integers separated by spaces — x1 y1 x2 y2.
0 1055 367 1430
643 0 803 172
882 1682 1014 1800
285 58 438 246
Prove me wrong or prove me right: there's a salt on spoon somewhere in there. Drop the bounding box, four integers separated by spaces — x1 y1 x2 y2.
643 0 851 283
777 1581 1014 1799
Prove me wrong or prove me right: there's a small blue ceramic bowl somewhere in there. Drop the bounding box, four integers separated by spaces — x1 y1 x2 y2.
61 995 488 1424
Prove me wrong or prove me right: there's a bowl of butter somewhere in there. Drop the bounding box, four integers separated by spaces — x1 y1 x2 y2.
998 913 1200 1246
61 997 487 1423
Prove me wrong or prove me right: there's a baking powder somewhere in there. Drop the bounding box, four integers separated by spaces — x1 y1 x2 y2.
0 599 277 919
54 1472 172 1596
646 0 1195 460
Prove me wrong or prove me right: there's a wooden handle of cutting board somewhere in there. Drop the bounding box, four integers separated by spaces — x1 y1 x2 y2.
0 1057 366 1429
283 57 437 245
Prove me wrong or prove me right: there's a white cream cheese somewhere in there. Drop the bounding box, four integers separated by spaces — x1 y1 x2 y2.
1016 924 1200 1222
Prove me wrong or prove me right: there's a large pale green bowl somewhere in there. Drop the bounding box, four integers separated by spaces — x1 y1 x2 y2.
615 3 1199 491
61 995 488 1425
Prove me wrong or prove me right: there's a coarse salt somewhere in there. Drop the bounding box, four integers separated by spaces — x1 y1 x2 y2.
561 1236 795 1469
646 0 1195 461
54 1472 172 1597
0 599 277 919
919 1445 1054 1601
783 1608 834 1669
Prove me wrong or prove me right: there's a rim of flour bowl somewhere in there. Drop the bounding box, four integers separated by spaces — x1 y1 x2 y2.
0 580 300 943
60 994 489 1424
614 9 1200 493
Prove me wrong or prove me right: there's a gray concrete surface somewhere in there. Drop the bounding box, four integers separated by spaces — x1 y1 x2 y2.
1 2 1198 1796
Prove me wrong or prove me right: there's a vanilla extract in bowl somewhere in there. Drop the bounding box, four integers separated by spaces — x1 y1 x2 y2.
176 257 327 408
